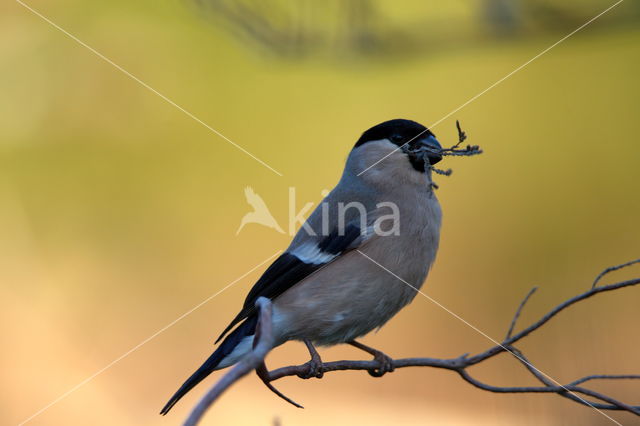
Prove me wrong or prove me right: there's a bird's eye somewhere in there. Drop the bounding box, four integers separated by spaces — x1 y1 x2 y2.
391 135 404 143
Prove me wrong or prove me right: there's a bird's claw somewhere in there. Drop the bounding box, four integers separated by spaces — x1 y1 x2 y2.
368 352 395 377
298 358 324 379
298 339 324 379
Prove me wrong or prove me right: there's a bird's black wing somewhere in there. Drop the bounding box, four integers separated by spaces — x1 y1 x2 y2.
215 223 362 343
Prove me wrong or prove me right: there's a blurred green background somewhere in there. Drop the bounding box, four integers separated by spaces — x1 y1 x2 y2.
2 1 639 425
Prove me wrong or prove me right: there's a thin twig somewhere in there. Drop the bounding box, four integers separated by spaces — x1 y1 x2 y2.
428 120 482 178
256 362 303 408
568 375 640 387
592 258 640 288
431 167 453 176
438 120 481 157
505 286 538 340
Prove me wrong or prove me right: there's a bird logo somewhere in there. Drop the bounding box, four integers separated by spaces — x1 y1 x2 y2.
236 186 284 235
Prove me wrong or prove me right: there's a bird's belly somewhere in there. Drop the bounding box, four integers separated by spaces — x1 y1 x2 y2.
306 287 408 346
272 248 433 346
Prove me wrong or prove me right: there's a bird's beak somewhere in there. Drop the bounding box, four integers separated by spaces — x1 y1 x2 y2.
415 134 443 165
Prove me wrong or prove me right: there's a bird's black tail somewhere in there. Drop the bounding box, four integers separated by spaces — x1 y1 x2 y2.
159 315 257 415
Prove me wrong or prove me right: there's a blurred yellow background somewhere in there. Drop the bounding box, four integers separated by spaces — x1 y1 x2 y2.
2 1 639 425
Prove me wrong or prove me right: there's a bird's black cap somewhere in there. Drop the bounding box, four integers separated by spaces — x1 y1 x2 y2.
354 119 435 148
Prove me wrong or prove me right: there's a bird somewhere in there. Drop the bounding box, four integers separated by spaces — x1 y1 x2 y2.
161 118 444 415
236 186 284 235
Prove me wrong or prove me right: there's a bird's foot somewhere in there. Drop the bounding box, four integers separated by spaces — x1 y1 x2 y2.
300 359 324 379
368 351 394 377
298 340 324 379
348 340 395 377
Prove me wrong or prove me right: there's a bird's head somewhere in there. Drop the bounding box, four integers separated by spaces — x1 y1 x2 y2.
351 119 442 182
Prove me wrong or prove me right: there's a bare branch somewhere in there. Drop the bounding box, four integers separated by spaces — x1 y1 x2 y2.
569 375 640 387
256 361 303 408
186 263 640 424
592 258 640 288
468 278 640 364
505 286 538 340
